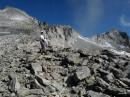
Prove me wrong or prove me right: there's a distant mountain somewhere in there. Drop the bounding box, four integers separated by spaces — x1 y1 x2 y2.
91 29 130 52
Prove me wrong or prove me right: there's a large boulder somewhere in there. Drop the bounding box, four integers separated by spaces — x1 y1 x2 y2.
74 66 91 81
8 73 20 93
86 90 110 97
120 78 130 86
18 88 44 97
30 62 43 75
35 75 50 86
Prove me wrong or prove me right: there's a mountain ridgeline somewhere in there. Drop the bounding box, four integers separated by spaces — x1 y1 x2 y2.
0 7 130 51
0 7 130 97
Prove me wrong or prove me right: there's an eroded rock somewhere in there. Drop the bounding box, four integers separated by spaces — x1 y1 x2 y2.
74 66 91 81
86 90 110 97
8 73 20 93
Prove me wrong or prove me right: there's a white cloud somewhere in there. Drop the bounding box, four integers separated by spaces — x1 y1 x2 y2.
120 15 130 27
67 0 104 35
128 0 130 3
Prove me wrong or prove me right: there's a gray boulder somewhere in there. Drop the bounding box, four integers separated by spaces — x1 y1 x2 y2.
30 62 43 75
35 75 50 86
120 78 130 86
96 77 109 88
8 73 20 93
86 90 110 97
18 88 44 97
75 66 91 81
105 73 115 83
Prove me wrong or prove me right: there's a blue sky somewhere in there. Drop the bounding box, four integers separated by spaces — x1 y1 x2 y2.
0 0 130 36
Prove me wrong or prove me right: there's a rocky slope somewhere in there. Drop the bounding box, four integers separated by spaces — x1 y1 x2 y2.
0 34 130 97
0 7 130 97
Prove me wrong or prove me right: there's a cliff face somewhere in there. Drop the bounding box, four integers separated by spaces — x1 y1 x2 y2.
38 25 80 48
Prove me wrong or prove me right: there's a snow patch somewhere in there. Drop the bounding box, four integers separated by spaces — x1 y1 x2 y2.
110 49 130 57
78 35 114 48
78 35 130 57
78 35 98 45
100 42 113 48
11 16 27 21
103 42 113 47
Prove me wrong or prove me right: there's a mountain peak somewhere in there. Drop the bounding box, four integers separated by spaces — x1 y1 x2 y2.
92 30 130 51
0 7 40 33
0 7 31 20
105 29 129 39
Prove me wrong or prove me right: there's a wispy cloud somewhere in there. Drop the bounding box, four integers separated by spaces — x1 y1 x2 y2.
67 0 104 35
120 14 130 27
128 0 130 3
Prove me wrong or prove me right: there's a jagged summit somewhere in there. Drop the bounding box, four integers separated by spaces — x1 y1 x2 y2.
91 29 130 51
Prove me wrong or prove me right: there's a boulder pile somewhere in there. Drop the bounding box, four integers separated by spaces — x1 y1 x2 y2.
0 34 130 97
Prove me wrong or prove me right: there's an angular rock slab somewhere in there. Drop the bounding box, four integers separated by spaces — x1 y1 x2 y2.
8 73 20 93
87 90 110 97
75 66 91 81
31 63 43 75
